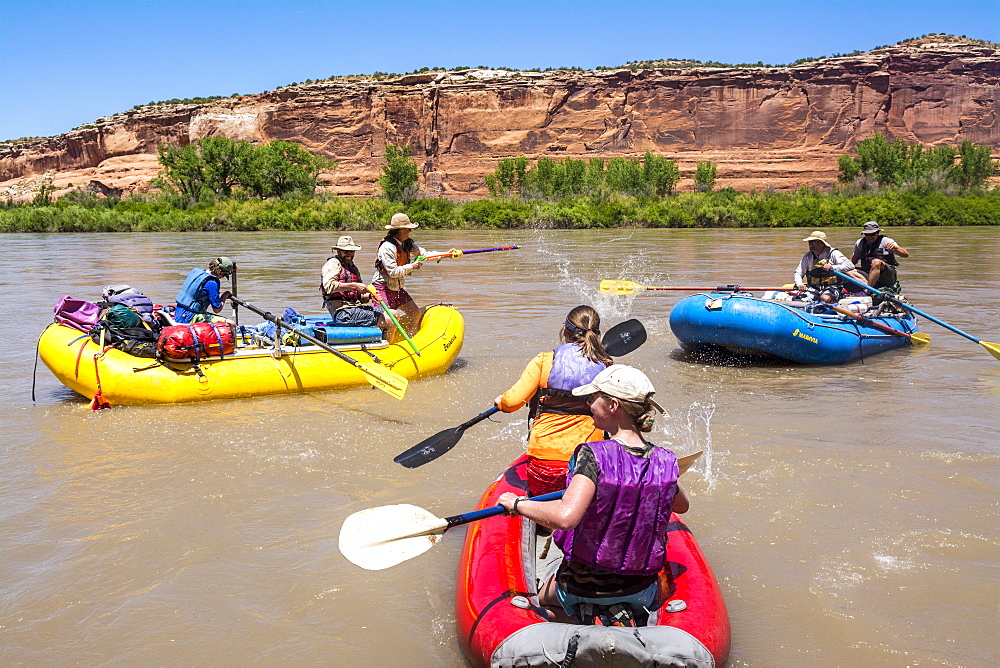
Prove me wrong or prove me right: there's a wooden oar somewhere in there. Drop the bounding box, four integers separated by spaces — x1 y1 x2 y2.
831 270 999 361
826 305 931 344
417 245 520 262
367 286 420 357
392 319 647 468
230 296 408 399
600 280 790 296
341 452 703 570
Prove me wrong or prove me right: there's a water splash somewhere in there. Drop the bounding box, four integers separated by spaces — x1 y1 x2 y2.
660 400 718 489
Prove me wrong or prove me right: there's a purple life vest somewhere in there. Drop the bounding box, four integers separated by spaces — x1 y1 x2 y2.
530 343 607 419
554 440 679 576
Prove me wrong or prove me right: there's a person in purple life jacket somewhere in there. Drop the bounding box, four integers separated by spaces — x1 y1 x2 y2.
498 364 688 623
174 257 235 324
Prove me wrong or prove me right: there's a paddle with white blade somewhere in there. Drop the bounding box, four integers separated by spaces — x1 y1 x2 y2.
339 451 703 570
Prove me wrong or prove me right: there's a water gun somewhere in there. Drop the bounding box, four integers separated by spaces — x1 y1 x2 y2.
416 245 521 262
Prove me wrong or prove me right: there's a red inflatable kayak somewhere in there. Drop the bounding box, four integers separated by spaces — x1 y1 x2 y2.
455 455 730 667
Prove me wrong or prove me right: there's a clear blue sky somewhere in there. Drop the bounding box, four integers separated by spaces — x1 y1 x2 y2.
1 0 996 141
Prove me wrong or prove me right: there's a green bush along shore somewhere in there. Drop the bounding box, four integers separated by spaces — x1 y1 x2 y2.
2 187 998 233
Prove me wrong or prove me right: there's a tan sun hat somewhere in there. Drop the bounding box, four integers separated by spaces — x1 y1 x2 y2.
385 213 419 230
332 235 362 251
571 364 665 414
802 230 832 247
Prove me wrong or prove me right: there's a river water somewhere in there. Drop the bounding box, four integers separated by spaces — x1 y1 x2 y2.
2 227 998 666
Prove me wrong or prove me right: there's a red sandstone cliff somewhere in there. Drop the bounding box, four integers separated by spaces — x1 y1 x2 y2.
1 39 997 200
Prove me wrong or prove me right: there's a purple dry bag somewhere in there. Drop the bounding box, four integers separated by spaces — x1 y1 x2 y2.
53 295 101 332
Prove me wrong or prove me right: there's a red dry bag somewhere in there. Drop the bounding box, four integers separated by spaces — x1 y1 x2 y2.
157 322 236 361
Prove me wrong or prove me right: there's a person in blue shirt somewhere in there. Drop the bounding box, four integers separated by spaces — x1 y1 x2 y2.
174 257 235 324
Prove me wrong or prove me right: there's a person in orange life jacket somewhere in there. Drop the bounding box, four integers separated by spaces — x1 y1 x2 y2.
493 305 613 497
320 236 381 329
792 231 865 302
850 221 909 289
174 256 234 324
372 213 425 337
498 364 688 622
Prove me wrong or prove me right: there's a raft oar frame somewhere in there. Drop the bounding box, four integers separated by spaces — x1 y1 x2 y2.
229 296 409 399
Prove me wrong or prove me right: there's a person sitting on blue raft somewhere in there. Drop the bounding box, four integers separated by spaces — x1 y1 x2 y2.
174 256 235 324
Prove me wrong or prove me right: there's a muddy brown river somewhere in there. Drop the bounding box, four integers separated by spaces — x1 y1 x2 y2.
2 227 998 666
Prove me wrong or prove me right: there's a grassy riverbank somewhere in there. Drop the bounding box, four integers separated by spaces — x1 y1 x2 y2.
2 188 998 232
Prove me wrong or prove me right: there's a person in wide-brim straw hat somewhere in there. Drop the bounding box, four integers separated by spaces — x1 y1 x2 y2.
385 212 419 230
371 213 427 338
321 235 382 328
792 230 865 303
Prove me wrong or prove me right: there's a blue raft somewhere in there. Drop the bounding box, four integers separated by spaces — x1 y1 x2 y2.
668 292 920 365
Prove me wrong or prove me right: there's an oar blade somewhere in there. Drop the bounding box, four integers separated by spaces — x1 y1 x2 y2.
357 362 408 400
393 427 463 467
339 504 448 570
910 332 931 345
981 340 1000 361
678 451 702 476
602 319 647 357
600 280 641 296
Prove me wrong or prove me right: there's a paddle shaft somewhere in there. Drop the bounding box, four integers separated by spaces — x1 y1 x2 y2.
648 285 789 292
444 491 564 528
831 270 983 343
439 449 703 528
826 304 916 339
456 405 500 431
231 268 239 328
229 297 398 379
368 286 420 356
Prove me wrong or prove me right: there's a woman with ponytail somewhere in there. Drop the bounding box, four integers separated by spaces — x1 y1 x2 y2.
494 305 613 496
498 365 687 624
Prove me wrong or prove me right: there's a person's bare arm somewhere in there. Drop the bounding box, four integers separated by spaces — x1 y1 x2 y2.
498 472 595 531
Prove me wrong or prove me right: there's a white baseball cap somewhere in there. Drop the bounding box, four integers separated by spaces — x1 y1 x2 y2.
572 364 664 413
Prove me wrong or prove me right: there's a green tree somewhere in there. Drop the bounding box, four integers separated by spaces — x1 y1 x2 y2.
155 142 209 204
643 151 681 196
245 140 334 198
605 157 643 196
694 161 718 192
198 136 254 198
952 141 998 189
485 157 530 197
379 144 420 203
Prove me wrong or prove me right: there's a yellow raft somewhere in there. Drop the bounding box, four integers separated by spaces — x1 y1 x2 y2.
38 304 464 405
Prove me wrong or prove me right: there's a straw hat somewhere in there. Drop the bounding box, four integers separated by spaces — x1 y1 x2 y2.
332 235 362 251
802 231 832 248
385 213 419 230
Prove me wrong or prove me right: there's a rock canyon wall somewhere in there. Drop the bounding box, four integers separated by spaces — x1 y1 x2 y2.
1 40 997 199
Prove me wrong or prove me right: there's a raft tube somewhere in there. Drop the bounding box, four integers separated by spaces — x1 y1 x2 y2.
455 455 730 667
669 292 919 365
38 304 464 405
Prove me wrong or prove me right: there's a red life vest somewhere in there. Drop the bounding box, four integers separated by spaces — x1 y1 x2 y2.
322 258 364 302
375 236 415 279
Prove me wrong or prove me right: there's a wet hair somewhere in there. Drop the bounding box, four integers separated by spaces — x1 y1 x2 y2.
562 305 613 367
616 396 657 433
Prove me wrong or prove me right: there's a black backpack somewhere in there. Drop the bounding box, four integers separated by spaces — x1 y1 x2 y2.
90 304 159 358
